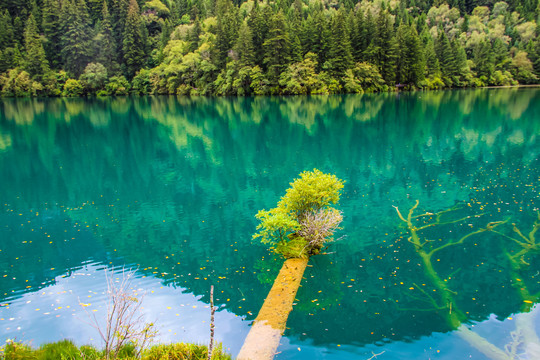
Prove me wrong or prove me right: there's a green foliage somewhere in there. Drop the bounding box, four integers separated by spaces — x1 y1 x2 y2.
0 10 15 50
343 62 386 93
143 343 231 360
3 0 540 97
80 62 108 92
329 9 354 77
279 52 322 95
61 0 92 77
263 11 291 84
132 68 152 94
42 0 62 68
43 70 69 96
38 339 81 360
253 207 301 245
23 14 50 80
277 169 344 218
0 47 22 73
123 0 146 79
143 0 170 17
0 68 43 97
0 340 232 360
106 76 131 95
253 169 344 258
95 1 117 74
62 78 84 96
79 345 102 359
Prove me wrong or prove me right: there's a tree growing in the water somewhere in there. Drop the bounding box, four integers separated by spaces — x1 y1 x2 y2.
253 169 344 258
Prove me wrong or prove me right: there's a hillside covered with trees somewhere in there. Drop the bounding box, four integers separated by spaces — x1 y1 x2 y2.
1 0 540 96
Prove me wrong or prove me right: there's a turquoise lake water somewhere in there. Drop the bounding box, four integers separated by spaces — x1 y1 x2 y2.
0 89 539 359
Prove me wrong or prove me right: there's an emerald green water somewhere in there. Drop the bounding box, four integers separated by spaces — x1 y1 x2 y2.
0 90 539 359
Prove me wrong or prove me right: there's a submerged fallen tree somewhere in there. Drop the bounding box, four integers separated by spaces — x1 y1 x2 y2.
237 169 344 360
394 201 540 360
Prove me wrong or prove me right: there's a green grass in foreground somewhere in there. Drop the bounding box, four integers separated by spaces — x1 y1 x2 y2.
0 339 232 360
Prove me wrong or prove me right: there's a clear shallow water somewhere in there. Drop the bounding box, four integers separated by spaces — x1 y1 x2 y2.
0 89 539 359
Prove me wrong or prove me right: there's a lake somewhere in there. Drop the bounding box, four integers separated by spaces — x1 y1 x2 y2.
0 89 539 359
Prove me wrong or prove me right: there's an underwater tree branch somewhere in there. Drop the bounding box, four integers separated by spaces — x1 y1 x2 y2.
429 221 505 256
412 283 444 310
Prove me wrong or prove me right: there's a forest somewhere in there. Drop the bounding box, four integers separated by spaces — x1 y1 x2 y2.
0 0 540 96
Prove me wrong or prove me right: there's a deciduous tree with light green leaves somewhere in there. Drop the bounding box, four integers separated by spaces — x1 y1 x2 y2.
253 169 344 259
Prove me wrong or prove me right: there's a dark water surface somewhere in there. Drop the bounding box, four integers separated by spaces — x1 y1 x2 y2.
0 89 539 359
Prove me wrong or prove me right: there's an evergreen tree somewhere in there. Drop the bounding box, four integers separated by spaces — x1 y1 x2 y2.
263 11 291 84
111 0 129 61
188 16 202 52
472 39 495 81
87 0 104 23
13 16 25 45
95 0 117 72
290 26 303 63
23 14 50 80
0 10 14 50
247 0 267 66
374 10 397 84
493 38 510 70
396 24 425 86
329 9 353 77
234 20 255 66
61 0 93 77
424 37 440 77
29 0 41 28
215 0 239 65
351 9 367 62
435 30 456 82
0 46 22 72
42 0 62 68
310 10 331 71
122 0 145 78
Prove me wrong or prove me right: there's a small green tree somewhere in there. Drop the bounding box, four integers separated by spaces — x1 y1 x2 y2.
62 78 84 96
253 169 344 258
80 62 108 93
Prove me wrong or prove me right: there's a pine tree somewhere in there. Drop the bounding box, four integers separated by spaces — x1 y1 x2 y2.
234 20 255 66
0 10 14 50
87 0 104 23
329 9 353 77
351 9 366 62
42 0 62 68
29 0 41 29
424 37 440 77
263 11 291 83
215 0 239 65
396 24 424 86
492 38 510 70
23 14 50 80
374 10 397 84
311 10 331 71
435 30 455 81
247 0 266 66
122 0 145 78
0 46 22 72
13 16 25 45
188 16 202 52
112 0 129 61
95 0 117 72
61 0 93 77
472 39 494 80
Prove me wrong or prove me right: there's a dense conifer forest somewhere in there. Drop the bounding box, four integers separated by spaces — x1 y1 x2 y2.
1 0 539 96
